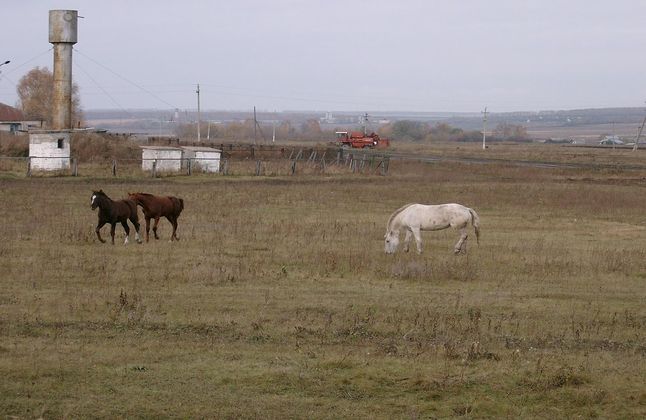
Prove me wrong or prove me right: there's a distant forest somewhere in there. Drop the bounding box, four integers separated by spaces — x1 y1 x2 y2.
83 107 646 143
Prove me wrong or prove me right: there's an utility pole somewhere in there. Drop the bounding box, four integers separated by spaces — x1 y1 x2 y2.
362 112 369 135
196 83 201 142
633 103 646 151
482 106 488 150
253 106 257 145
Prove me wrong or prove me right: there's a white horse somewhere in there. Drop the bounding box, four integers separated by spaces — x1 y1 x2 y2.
384 203 480 255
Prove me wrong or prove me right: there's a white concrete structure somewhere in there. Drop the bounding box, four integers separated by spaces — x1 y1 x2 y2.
28 131 71 170
181 146 221 173
141 146 183 172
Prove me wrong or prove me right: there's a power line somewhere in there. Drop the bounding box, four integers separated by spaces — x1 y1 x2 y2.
73 47 178 109
73 61 131 116
1 48 53 77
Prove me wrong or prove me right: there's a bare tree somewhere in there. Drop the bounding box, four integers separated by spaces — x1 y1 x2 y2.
16 66 83 128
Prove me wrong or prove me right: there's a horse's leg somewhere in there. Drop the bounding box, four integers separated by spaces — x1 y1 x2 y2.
131 217 142 244
153 216 161 240
167 216 179 241
110 223 116 245
144 216 151 242
403 230 412 253
172 217 180 241
95 221 107 243
411 227 423 254
121 220 130 245
454 226 468 254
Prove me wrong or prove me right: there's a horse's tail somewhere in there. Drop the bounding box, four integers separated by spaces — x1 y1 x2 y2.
171 196 184 214
468 208 480 245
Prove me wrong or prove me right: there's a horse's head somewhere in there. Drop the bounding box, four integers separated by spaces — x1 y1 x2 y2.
384 229 400 254
91 190 105 210
127 192 144 205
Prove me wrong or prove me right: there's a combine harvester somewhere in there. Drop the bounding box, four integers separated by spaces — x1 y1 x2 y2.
334 113 390 149
334 131 390 149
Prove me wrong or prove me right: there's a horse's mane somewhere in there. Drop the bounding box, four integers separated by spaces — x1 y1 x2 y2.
132 192 154 197
386 203 415 231
93 190 111 200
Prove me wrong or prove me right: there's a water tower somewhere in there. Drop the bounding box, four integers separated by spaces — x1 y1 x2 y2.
28 10 78 171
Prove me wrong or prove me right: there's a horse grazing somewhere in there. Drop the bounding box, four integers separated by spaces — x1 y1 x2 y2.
91 190 142 245
127 192 184 242
384 203 480 255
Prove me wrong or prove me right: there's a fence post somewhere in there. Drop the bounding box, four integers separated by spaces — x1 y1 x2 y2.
320 155 326 173
291 160 296 175
152 160 157 178
112 160 117 177
222 159 229 175
255 160 261 176
71 157 78 177
382 157 389 176
27 157 32 177
187 158 192 176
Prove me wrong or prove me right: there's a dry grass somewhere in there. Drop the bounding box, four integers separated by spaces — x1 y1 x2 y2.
0 153 645 418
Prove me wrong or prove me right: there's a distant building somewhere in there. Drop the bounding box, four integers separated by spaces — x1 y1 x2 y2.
181 146 221 173
0 102 44 133
140 146 183 172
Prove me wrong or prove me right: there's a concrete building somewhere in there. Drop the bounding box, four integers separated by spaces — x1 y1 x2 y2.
29 130 71 170
181 146 221 173
141 146 183 172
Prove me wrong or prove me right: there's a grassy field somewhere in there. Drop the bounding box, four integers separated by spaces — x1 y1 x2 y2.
1 149 645 418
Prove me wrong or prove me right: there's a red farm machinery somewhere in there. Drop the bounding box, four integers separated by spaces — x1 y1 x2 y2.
335 131 390 149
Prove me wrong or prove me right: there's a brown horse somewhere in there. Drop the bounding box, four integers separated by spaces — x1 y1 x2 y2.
127 192 184 242
91 190 142 245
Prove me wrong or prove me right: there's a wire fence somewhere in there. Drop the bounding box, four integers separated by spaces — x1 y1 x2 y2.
0 148 391 178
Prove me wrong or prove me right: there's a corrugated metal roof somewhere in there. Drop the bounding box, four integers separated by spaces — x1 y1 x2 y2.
0 103 24 121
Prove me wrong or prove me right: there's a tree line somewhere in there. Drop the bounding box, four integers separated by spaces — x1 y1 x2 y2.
16 67 83 128
176 118 529 143
14 66 528 143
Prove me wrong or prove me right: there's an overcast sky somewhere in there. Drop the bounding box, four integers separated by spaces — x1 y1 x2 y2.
1 0 646 113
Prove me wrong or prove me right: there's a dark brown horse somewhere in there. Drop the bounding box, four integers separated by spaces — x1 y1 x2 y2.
127 192 184 242
91 190 142 245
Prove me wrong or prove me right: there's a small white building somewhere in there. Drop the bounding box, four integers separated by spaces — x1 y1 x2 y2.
140 146 183 172
181 146 221 173
29 131 71 171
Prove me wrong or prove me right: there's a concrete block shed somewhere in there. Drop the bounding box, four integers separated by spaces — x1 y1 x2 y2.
181 146 221 173
29 130 71 171
140 146 183 172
